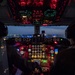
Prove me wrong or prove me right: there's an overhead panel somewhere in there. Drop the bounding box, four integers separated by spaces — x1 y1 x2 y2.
7 0 69 25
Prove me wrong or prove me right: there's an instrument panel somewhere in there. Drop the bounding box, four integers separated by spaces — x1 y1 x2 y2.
7 0 69 25
6 34 70 71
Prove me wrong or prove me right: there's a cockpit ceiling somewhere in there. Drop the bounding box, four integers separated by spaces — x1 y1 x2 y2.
0 0 75 26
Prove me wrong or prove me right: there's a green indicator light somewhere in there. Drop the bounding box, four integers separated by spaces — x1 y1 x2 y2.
51 14 55 17
42 60 47 63
51 54 54 56
28 60 31 62
44 9 56 18
60 39 63 41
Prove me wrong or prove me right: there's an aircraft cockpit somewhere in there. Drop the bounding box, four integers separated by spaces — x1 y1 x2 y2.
0 0 75 75
5 25 70 75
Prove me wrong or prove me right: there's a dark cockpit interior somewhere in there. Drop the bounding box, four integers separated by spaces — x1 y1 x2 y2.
0 0 75 75
0 0 75 25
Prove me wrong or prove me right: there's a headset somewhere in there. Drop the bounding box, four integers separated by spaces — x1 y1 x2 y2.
0 22 8 37
65 24 75 39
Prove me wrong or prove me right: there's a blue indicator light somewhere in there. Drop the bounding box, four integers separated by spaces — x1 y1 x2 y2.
55 48 58 54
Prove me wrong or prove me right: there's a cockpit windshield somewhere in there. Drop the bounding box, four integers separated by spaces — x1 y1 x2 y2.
7 26 68 38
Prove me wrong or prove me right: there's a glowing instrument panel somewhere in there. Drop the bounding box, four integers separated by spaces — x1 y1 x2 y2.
7 34 70 72
7 0 69 25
